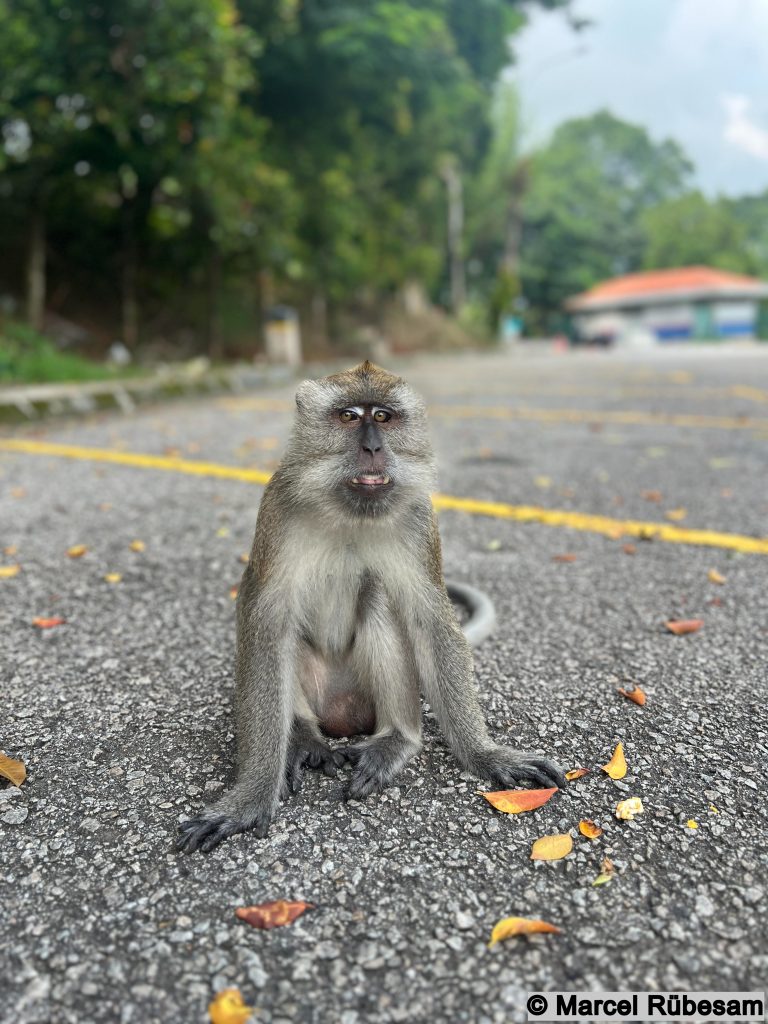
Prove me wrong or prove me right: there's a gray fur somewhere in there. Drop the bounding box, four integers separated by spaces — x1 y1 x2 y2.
178 362 564 854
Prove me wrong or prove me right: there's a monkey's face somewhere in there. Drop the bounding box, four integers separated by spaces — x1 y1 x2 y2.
289 363 436 519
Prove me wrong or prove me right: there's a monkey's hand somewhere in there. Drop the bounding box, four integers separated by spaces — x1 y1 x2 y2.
282 729 347 798
467 746 566 791
177 784 275 854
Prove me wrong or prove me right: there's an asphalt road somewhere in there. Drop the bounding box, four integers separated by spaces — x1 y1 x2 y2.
2 346 767 1024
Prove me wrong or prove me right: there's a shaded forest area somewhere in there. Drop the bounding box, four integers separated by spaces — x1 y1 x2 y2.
2 0 768 369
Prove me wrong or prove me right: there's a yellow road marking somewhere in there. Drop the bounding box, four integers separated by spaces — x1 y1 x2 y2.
217 396 768 431
2 438 767 555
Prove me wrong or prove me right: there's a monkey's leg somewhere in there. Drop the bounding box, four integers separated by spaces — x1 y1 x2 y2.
345 607 421 800
412 596 566 790
178 594 293 853
283 713 346 797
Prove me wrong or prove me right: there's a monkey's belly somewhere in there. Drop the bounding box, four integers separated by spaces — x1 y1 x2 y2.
318 691 376 738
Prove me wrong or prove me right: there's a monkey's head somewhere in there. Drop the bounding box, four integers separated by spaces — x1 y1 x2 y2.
287 361 435 519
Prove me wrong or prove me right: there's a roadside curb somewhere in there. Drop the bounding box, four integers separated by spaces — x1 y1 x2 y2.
0 364 297 425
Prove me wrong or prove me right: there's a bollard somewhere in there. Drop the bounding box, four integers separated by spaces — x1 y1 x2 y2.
264 305 302 367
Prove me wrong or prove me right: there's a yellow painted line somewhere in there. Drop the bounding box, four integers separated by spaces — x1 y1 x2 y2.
217 396 768 431
2 437 767 555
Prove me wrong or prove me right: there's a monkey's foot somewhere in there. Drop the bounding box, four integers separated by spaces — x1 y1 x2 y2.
345 731 419 800
177 790 274 854
469 746 566 790
282 736 347 797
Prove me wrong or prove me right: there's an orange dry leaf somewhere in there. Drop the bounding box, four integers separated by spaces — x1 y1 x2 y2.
208 988 253 1024
665 619 703 635
229 585 239 600
552 553 577 563
239 553 249 564
482 787 558 814
707 569 726 585
531 833 573 861
129 540 146 553
665 508 687 521
0 565 20 579
11 487 26 498
33 616 65 629
3 545 18 556
602 742 627 780
565 767 589 781
67 544 87 558
641 489 662 502
618 686 646 706
579 819 603 840
235 899 313 930
489 916 561 946
622 543 637 555
0 753 26 786
616 797 644 820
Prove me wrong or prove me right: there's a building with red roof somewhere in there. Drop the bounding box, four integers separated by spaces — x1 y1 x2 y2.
565 266 768 344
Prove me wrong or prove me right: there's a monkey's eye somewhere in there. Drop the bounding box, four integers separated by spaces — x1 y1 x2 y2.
339 409 358 423
373 409 391 423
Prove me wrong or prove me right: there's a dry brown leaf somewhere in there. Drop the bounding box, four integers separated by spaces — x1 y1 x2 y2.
4 545 18 556
578 819 603 840
98 502 112 511
565 767 589 781
488 916 561 946
618 686 646 706
11 487 26 498
208 988 253 1024
707 569 726 585
33 616 65 629
616 797 644 820
0 565 20 579
665 507 687 521
602 742 627 780
665 619 703 635
235 899 313 930
229 585 239 600
104 573 122 584
531 833 573 861
67 544 87 558
601 856 614 874
482 787 558 814
552 553 577 563
239 553 250 564
0 752 26 786
641 489 662 502
622 543 637 555
129 540 146 553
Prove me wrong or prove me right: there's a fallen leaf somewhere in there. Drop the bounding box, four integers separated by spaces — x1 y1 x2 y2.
486 539 502 552
129 540 146 553
618 686 646 706
641 489 662 502
708 597 723 607
616 797 644 821
721 487 733 498
98 502 112 511
0 753 26 786
622 543 637 555
593 872 613 886
0 565 20 579
4 545 18 556
531 833 573 861
601 856 614 874
164 446 181 457
707 569 726 585
482 787 558 814
602 742 627 780
488 916 561 946
686 819 698 829
11 487 26 498
216 526 231 538
235 899 313 930
67 544 87 558
579 819 603 840
229 585 239 600
208 988 253 1024
665 508 687 521
239 553 249 564
33 616 65 629
665 619 703 635
534 475 551 489
565 767 589 781
104 573 122 584
552 553 577 563
709 803 719 814
605 526 624 540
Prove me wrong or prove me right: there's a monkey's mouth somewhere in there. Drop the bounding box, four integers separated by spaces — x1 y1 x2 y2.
348 473 392 494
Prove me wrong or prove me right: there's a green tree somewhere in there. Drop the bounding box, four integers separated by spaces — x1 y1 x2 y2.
642 192 753 273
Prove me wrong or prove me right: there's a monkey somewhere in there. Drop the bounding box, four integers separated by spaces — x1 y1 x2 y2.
178 361 564 853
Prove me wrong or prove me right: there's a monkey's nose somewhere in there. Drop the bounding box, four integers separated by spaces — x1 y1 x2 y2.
361 423 382 454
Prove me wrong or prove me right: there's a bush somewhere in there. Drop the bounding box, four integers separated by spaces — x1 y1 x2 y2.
0 323 114 384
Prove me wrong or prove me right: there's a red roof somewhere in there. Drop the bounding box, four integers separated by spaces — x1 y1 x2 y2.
568 266 768 309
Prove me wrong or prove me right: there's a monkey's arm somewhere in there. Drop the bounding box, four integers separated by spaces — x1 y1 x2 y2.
412 517 565 790
178 566 294 854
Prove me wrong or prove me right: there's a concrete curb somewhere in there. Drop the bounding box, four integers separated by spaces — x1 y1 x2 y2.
0 364 296 424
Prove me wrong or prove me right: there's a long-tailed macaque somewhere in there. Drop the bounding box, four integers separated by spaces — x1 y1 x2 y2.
179 362 564 852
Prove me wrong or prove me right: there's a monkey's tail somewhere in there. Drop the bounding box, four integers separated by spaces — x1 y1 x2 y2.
446 580 496 648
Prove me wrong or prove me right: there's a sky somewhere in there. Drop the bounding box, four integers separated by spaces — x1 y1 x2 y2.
511 0 768 197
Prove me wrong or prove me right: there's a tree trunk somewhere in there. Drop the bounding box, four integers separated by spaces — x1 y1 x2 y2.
441 161 466 316
310 288 328 349
26 205 46 331
206 248 223 360
121 213 139 350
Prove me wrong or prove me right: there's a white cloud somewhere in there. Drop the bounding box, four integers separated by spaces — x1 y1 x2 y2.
722 94 768 162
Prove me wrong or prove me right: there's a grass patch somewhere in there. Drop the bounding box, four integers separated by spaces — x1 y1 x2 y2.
0 322 124 385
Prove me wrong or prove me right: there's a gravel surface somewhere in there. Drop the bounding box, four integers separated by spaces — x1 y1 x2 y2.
1 347 767 1023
